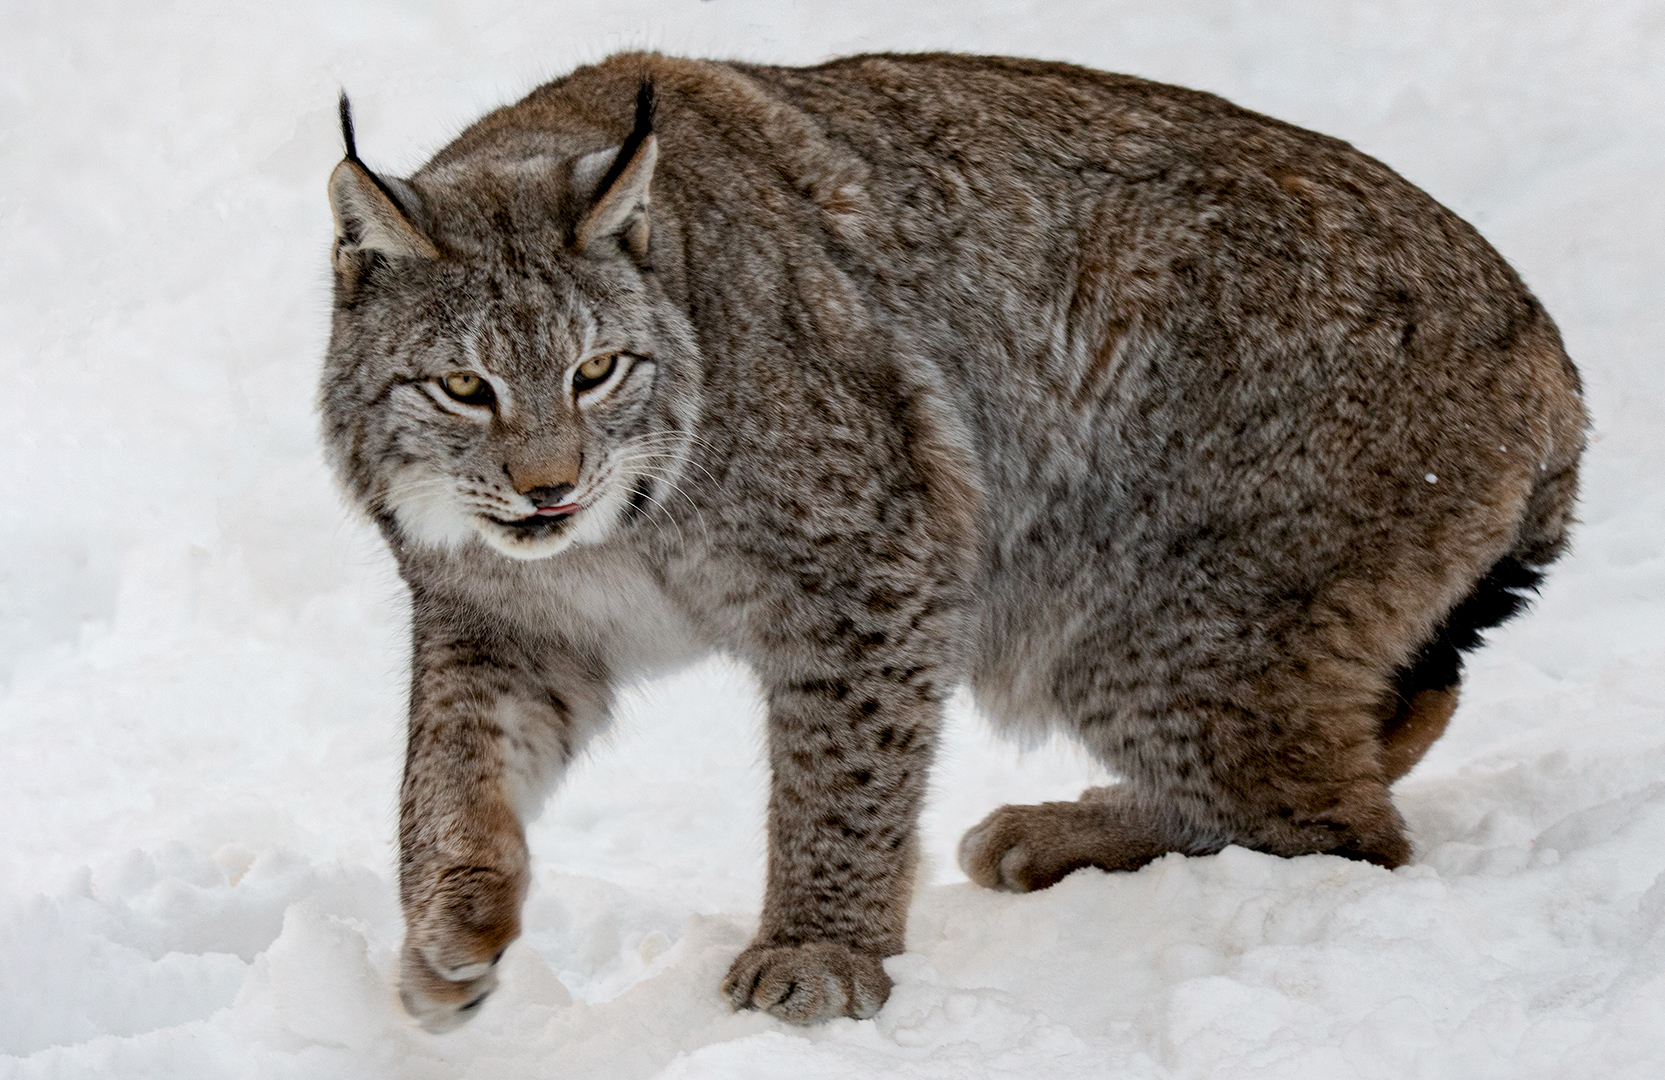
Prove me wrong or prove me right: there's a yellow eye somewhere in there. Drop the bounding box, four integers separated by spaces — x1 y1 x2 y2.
440 372 494 406
573 352 619 393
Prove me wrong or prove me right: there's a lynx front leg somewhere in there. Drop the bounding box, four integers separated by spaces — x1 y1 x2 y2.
397 623 607 1032
722 669 941 1023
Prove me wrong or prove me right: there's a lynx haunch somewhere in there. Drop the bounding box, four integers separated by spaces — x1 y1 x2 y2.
319 52 1586 1031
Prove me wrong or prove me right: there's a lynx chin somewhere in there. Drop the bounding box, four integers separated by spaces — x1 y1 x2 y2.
319 52 1586 1032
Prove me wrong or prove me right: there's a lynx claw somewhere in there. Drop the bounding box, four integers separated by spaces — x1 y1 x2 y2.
722 941 891 1023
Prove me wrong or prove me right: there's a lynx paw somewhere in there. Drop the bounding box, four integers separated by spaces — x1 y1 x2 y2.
399 866 523 1032
959 796 1171 892
958 802 1087 892
399 938 503 1033
722 940 892 1023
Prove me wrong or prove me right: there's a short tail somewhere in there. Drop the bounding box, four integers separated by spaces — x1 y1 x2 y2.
1380 456 1580 782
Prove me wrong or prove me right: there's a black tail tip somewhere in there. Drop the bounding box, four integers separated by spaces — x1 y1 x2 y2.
1395 553 1548 696
338 90 358 160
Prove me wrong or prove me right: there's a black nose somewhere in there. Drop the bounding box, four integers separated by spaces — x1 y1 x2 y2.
524 484 575 507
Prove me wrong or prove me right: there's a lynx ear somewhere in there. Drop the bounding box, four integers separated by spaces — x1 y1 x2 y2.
573 80 657 265
329 93 438 272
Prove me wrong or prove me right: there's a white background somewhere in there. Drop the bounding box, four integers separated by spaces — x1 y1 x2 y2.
2 2 1662 1076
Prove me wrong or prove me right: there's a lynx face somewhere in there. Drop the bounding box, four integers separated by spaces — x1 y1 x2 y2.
320 103 700 561
362 278 676 560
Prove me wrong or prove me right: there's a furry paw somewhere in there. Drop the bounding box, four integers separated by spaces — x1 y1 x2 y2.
399 937 502 1033
958 801 1089 892
959 796 1171 892
398 865 524 1032
721 940 892 1023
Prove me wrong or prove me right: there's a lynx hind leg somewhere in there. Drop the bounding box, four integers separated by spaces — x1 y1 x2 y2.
1071 649 1420 881
958 785 1196 892
964 488 1579 888
961 700 1414 897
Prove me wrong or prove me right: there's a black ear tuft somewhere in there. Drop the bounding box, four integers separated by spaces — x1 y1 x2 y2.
572 77 660 262
596 78 656 197
634 77 658 132
330 95 419 219
339 91 358 161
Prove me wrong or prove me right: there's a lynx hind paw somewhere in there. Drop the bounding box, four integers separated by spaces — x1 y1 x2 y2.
399 939 503 1033
722 941 892 1023
959 802 1075 893
959 797 1166 893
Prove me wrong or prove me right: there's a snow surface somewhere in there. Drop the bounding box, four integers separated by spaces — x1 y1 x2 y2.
3 1 1663 1077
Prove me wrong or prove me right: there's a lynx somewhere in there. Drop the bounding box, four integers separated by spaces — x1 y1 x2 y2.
320 52 1586 1031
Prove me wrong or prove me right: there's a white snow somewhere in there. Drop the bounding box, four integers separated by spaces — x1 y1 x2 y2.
3 2 1663 1077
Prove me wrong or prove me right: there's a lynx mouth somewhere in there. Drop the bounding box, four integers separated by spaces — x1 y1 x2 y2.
487 508 579 539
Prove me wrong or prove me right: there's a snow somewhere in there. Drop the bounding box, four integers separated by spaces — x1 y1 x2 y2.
3 1 1663 1076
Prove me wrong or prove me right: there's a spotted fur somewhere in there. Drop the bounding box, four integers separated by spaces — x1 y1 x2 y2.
319 53 1587 1031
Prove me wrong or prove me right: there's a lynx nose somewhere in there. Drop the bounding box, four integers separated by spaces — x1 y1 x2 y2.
524 483 576 508
503 447 581 499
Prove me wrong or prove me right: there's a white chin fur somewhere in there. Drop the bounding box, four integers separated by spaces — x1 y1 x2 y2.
477 521 581 560
387 468 634 560
388 472 478 551
476 482 632 560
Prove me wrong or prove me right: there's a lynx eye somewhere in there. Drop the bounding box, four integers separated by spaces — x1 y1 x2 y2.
572 352 620 394
440 372 495 407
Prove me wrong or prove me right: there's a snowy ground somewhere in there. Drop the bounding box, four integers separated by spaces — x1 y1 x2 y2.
3 2 1663 1077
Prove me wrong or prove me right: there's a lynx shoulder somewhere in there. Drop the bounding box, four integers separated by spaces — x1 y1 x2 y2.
319 52 1586 1031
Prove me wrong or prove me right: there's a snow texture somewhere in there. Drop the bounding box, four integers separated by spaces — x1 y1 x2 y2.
3 2 1663 1077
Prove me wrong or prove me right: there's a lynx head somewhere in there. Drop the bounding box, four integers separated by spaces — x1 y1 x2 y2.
319 81 702 561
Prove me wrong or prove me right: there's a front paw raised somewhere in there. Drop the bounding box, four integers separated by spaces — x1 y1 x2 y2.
400 938 500 1033
399 865 525 1032
721 940 892 1023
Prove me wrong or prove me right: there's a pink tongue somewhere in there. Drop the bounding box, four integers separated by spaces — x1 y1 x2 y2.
534 505 576 517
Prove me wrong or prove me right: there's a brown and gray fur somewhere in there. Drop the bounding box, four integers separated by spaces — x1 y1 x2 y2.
318 52 1586 1032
